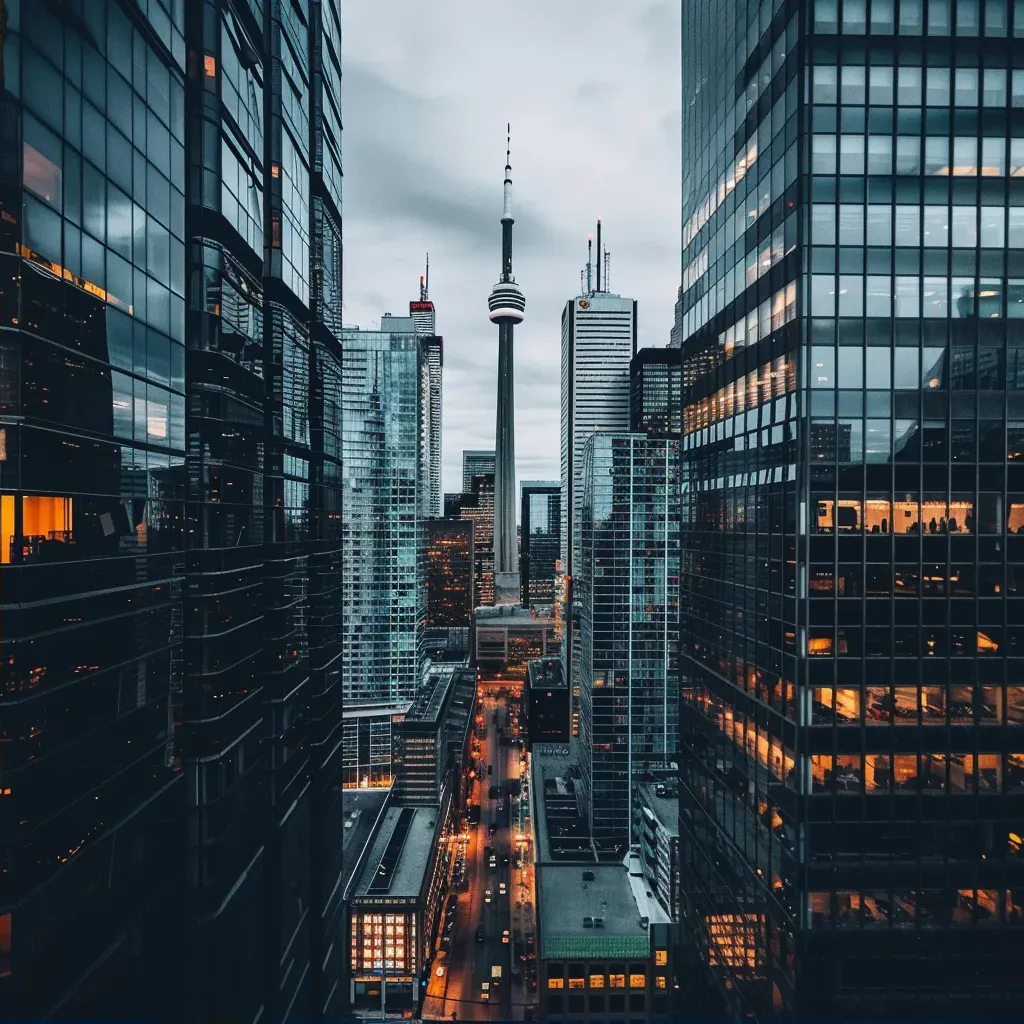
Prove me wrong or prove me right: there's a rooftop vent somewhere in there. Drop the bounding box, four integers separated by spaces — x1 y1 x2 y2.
639 916 650 929
582 870 595 882
583 916 594 928
594 917 605 928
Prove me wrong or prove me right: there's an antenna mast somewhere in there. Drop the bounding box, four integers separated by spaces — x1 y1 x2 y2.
596 219 602 292
586 235 593 294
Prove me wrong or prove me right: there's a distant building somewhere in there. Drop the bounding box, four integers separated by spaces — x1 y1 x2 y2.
447 472 495 606
633 780 680 923
560 240 635 742
342 317 427 776
525 657 569 744
462 449 495 491
474 605 558 679
630 347 682 436
425 517 474 628
342 705 409 789
409 265 443 517
520 480 561 611
578 433 680 848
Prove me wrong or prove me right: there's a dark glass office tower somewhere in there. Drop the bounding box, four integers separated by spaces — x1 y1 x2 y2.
0 2 186 1018
447 471 495 606
0 1 344 1020
426 516 475 627
520 479 561 610
678 0 1024 1019
631 347 683 436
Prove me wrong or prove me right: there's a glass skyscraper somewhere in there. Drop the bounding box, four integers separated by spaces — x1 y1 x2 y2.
631 346 684 436
341 316 426 710
1 1 346 1020
678 0 1024 1018
578 433 680 848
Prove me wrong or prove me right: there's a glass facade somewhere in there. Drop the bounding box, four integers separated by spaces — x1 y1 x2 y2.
578 433 680 847
520 480 561 611
1 1 345 1019
678 0 1024 1017
425 516 474 627
341 320 426 710
630 347 683 436
446 471 495 606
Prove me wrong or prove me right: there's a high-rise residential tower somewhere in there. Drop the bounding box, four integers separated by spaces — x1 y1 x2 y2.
487 128 526 604
341 315 426 714
577 433 680 847
462 449 495 491
631 347 683 436
410 255 443 517
560 223 636 733
678 1 1024 1019
520 480 561 611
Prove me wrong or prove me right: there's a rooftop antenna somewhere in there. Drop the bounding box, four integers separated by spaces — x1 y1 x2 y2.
596 219 602 292
604 249 610 293
425 251 430 299
586 235 593 294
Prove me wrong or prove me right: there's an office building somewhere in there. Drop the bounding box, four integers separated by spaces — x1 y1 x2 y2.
577 433 680 848
447 471 495 606
560 224 636 737
521 480 561 611
462 449 496 491
341 316 426 714
474 605 558 679
488 131 526 604
630 347 683 436
1 1 347 1021
525 657 570 744
410 257 443 517
342 705 409 790
677 1 1024 1019
425 516 474 628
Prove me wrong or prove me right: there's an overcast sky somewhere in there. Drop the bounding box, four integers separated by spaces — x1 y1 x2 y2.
340 1 681 497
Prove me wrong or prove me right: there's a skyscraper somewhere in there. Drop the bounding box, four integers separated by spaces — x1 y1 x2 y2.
678 1 1024 1018
341 316 426 714
520 480 561 611
425 516 475 628
1 2 347 1020
631 347 683 436
577 433 680 847
410 256 443 517
560 223 636 733
446 471 495 607
462 449 496 491
488 128 526 604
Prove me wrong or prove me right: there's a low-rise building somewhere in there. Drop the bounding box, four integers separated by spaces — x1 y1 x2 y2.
537 863 674 1021
475 605 558 679
633 782 680 923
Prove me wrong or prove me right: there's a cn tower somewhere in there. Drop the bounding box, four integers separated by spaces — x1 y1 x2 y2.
488 126 526 605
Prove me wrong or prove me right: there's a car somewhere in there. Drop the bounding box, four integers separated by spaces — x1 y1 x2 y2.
480 982 490 1001
476 927 485 943
488 823 498 836
436 965 445 978
502 929 510 944
499 882 507 895
484 889 492 903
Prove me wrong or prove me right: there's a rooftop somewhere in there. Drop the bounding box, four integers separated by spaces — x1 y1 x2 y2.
636 782 679 834
527 657 565 690
531 739 595 864
353 803 440 899
342 789 389 895
406 661 461 725
538 863 650 960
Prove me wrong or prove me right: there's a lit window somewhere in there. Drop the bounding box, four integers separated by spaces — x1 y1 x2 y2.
547 978 564 989
655 949 668 966
568 977 584 989
589 974 605 988
609 974 625 989
656 976 667 990
629 973 646 988
204 55 217 77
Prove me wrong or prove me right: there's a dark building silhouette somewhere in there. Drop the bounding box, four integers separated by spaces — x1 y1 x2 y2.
446 471 495 606
520 480 560 611
0 3 345 1021
630 346 682 436
426 516 474 627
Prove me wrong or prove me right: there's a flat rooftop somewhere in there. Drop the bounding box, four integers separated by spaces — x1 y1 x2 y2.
342 789 389 894
406 661 461 725
531 739 595 863
637 782 679 834
527 657 565 690
538 863 650 960
353 803 440 900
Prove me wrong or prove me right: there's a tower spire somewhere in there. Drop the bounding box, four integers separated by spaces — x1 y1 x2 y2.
500 124 514 282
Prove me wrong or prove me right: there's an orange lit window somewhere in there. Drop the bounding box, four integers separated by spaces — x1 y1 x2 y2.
568 977 585 989
23 495 72 541
204 55 217 77
656 976 667 990
1 494 13 565
655 949 668 966
547 978 564 990
978 631 1000 653
629 973 646 988
808 636 833 655
589 974 605 988
271 164 280 178
609 974 625 989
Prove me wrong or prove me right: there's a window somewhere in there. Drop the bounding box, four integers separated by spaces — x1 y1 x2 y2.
656 976 667 990
547 977 564 989
609 973 625 989
629 973 646 989
590 974 605 988
654 949 668 967
23 118 62 211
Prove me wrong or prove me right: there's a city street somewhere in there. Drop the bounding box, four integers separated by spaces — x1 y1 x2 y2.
422 689 536 1021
